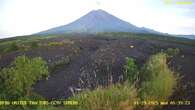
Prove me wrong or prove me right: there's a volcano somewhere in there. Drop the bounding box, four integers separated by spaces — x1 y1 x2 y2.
37 9 160 35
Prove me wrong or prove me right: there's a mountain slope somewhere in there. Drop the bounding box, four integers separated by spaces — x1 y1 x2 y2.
37 9 160 35
175 35 195 39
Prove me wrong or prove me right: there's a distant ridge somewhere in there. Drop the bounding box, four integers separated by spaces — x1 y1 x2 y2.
175 35 195 39
36 9 160 35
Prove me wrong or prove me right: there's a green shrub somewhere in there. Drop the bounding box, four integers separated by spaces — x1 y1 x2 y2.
0 56 49 99
70 83 137 110
124 57 139 84
48 42 64 46
30 42 39 49
3 42 19 53
140 53 178 101
164 48 180 57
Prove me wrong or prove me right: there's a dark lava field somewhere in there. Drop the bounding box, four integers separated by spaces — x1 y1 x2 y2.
0 34 195 110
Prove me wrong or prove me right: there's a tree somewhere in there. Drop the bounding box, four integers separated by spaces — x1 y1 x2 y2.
140 53 177 101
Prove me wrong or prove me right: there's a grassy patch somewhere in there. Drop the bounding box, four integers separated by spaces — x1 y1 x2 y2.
70 83 137 110
48 42 65 46
99 32 195 46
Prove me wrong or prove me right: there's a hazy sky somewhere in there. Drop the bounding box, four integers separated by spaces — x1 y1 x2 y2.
0 0 194 38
